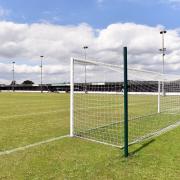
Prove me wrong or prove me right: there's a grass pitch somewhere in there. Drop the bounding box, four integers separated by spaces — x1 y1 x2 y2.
0 92 179 179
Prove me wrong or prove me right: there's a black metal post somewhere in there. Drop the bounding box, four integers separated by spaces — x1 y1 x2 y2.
124 47 128 157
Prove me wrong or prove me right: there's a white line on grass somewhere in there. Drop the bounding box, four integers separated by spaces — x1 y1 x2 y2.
0 135 69 156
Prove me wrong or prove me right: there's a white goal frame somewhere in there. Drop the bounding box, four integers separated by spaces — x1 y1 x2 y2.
70 55 180 156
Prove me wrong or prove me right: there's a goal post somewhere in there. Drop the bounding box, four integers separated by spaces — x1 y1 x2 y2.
70 47 180 157
70 57 125 148
70 57 74 137
158 81 161 113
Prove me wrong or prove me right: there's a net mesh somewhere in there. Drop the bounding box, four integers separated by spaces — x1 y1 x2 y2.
72 58 180 147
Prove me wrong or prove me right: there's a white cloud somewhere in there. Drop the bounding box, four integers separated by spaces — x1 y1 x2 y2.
0 21 180 84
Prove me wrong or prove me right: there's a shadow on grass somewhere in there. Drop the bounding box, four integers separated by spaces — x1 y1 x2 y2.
129 139 155 156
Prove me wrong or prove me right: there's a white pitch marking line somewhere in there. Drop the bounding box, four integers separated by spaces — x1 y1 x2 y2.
0 135 69 156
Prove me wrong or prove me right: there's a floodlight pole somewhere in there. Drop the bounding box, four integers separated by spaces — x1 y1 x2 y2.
83 46 88 92
40 56 44 93
159 30 167 96
12 61 15 92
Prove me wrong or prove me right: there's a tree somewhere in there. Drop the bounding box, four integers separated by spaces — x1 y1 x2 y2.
22 80 34 85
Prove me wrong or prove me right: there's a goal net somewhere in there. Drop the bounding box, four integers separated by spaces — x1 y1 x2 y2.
70 57 180 148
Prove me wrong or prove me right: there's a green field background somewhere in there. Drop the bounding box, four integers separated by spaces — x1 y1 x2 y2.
0 93 179 179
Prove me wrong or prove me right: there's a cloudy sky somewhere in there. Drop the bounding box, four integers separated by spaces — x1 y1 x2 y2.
0 0 180 84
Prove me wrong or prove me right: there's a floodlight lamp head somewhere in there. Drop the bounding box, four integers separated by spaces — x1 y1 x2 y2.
83 46 88 49
160 30 167 34
159 48 166 52
40 56 44 58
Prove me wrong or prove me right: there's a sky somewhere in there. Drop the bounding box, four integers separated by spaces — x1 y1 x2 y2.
0 0 180 84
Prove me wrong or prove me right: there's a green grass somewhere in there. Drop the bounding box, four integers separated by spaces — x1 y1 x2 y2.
0 93 69 150
0 92 179 179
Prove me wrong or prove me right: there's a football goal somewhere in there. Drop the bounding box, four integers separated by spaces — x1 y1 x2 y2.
70 47 180 157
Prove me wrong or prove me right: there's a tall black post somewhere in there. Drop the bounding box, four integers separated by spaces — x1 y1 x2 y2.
124 47 128 157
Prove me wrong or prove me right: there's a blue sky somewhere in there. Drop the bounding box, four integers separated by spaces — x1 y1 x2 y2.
0 0 180 28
